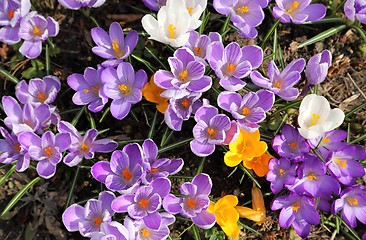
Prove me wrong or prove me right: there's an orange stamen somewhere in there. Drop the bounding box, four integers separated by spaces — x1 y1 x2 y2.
12 144 21 151
187 7 193 14
37 91 46 103
322 135 331 143
112 39 124 58
139 199 149 208
279 169 285 176
181 99 190 108
347 197 359 206
44 147 54 156
179 70 188 82
93 217 102 225
292 201 300 212
8 10 14 19
81 142 89 151
141 229 150 237
334 158 347 168
118 84 131 94
187 197 196 208
242 107 250 115
288 141 297 149
307 173 316 181
207 128 216 137
226 63 236 74
33 26 42 37
150 167 157 173
194 47 202 56
287 1 300 14
122 167 132 180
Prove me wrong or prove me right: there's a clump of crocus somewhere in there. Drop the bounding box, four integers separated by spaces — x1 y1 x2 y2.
224 128 267 167
101 62 147 120
251 58 305 101
208 42 263 91
344 0 366 24
91 22 138 67
67 66 108 113
273 0 327 24
297 94 345 139
142 75 169 114
58 0 105 9
18 12 59 59
163 173 216 229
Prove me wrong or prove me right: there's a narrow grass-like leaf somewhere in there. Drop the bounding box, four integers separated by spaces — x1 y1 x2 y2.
130 109 140 123
198 10 210 34
148 110 158 139
350 133 366 144
99 107 110 123
261 18 281 48
1 176 41 216
65 166 80 209
227 166 238 178
274 113 288 136
118 139 145 146
273 28 278 61
145 47 168 70
132 54 156 73
352 26 366 43
71 106 86 126
169 175 194 179
345 101 366 118
273 100 301 115
347 123 351 143
0 67 19 84
191 224 201 240
160 127 173 147
178 223 194 238
303 17 345 24
297 25 347 49
46 44 50 75
196 157 206 174
86 111 96 129
239 165 261 188
336 215 360 240
220 13 231 36
0 164 16 186
158 138 194 154
238 221 262 236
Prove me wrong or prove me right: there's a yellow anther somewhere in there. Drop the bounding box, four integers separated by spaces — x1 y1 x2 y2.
112 39 124 58
33 26 42 37
226 63 236 74
347 197 359 206
167 24 176 39
292 201 300 212
307 173 317 181
237 6 249 14
207 128 216 137
287 1 300 14
242 107 250 115
118 84 131 94
37 91 46 103
187 7 193 14
334 158 347 168
179 70 188 82
279 169 285 176
44 147 54 156
141 229 150 237
81 142 89 151
310 113 321 126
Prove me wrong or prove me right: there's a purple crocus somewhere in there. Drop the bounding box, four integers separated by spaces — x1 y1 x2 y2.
291 154 340 198
18 131 71 178
333 186 366 228
142 0 167 11
91 22 138 67
90 221 129 240
91 143 144 191
164 92 202 131
101 62 147 120
0 0 31 44
62 191 115 237
141 139 184 184
250 59 305 101
0 126 30 171
344 0 366 24
217 90 274 131
154 48 212 99
266 157 296 194
18 12 59 59
271 193 320 238
272 124 310 160
273 0 327 24
190 104 233 157
67 67 108 113
112 177 171 230
308 130 348 159
58 0 105 10
15 76 61 106
58 121 118 167
208 42 263 91
163 173 216 229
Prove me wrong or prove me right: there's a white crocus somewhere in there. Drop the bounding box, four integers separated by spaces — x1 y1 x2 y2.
142 0 192 47
298 94 345 139
184 0 207 29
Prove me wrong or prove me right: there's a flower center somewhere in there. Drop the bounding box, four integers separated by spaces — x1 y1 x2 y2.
181 99 190 108
44 146 54 156
242 107 250 115
150 167 157 173
307 173 317 181
187 197 196 208
194 47 203 56
12 144 21 151
167 24 176 39
112 39 124 58
288 141 297 149
84 86 100 94
310 113 321 126
274 80 283 89
237 6 249 14
225 63 236 74
118 84 131 94
279 169 285 176
179 70 189 82
93 217 102 225
334 158 347 168
287 1 300 14
122 167 133 180
81 142 89 152
141 229 150 237
292 201 300 212
37 91 46 103
347 197 359 206
207 128 216 137
322 135 331 143
8 10 15 19
33 26 42 37
139 199 149 208
187 7 193 14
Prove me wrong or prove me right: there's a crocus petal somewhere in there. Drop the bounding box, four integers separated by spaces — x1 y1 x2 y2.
62 204 85 232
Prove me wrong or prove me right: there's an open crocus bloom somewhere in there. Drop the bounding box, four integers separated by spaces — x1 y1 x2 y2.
297 94 345 139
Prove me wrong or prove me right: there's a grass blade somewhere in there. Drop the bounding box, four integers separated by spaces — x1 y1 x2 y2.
297 25 347 49
0 164 16 186
0 67 19 84
158 138 194 154
261 18 281 48
191 224 201 240
65 166 80 209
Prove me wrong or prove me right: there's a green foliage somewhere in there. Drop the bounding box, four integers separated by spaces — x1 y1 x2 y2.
204 227 226 240
21 59 45 79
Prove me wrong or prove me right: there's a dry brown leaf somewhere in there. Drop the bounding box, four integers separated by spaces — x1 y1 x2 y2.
339 94 360 110
0 43 9 60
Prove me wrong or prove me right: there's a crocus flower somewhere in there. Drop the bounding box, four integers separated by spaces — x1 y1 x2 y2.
89 221 129 240
218 90 274 131
67 67 108 113
273 0 327 24
333 186 366 228
344 0 366 24
250 58 305 101
154 48 212 99
141 139 184 184
91 143 144 191
266 157 296 194
58 121 118 167
164 92 202 131
271 193 320 238
18 12 59 59
141 0 192 47
0 126 30 171
291 154 340 198
163 173 216 229
297 94 345 139
18 131 71 178
91 22 138 67
141 75 169 114
235 186 266 225
184 0 207 29
207 195 240 238
15 76 61 106
62 191 115 237
58 0 105 10
112 177 171 230
0 0 31 44
224 128 267 167
101 62 147 120
208 42 263 91
190 104 233 157
244 152 272 177
302 50 332 95
272 124 310 160
308 130 348 159
142 0 167 11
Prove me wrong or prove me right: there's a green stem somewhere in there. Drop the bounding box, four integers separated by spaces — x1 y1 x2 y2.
345 101 366 118
196 157 206 174
0 67 19 84
158 138 194 154
148 111 158 139
65 166 80 209
261 18 281 48
239 165 261 188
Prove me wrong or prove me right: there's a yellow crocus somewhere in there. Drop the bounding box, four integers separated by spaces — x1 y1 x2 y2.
235 186 266 225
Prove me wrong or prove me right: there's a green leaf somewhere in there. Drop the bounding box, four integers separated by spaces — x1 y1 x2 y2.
0 67 19 84
0 164 16 186
158 138 194 154
297 25 347 49
1 176 41 216
191 225 201 240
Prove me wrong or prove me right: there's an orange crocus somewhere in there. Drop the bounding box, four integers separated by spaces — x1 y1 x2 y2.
235 186 266 225
142 74 169 113
244 152 273 177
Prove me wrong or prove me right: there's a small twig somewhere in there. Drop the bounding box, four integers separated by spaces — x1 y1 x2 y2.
346 72 366 99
